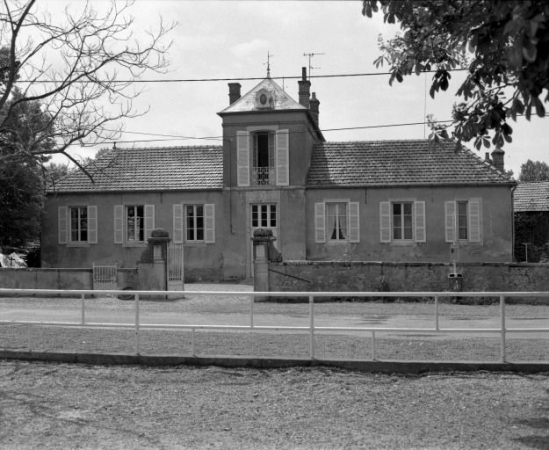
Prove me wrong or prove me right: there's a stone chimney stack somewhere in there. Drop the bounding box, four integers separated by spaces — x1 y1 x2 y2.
228 83 241 105
310 92 320 127
298 67 311 108
491 147 505 172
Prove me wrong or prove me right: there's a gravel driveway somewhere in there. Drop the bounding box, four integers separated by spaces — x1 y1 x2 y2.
1 361 548 450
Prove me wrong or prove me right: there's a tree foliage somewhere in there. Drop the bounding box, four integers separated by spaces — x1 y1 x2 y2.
518 159 549 182
363 1 549 150
0 90 51 249
0 0 173 175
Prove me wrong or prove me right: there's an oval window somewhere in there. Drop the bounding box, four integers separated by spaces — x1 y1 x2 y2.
260 93 267 105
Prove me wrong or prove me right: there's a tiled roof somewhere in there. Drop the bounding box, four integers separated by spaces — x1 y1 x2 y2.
218 77 306 114
514 181 549 212
307 140 514 187
49 146 223 193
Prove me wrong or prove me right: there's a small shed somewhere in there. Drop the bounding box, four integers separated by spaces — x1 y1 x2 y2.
514 181 549 262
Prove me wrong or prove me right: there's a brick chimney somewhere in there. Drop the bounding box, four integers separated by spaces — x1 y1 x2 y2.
310 92 320 127
228 83 241 105
298 67 311 108
491 147 505 172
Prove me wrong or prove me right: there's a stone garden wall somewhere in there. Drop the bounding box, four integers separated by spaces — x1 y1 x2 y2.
267 261 549 297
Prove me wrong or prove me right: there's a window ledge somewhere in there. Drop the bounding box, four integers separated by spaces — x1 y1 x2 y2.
66 242 91 248
387 240 419 246
326 240 352 245
122 242 147 248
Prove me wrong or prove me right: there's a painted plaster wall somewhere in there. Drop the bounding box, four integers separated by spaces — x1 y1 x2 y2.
306 185 514 263
42 190 229 279
220 187 307 279
221 111 319 187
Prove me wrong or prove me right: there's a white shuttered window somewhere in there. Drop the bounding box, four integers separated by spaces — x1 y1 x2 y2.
379 201 426 243
275 129 289 186
236 131 250 186
445 199 482 243
315 201 359 243
58 206 97 244
173 203 215 244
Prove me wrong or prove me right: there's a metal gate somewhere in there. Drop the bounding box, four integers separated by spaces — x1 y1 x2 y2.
92 262 118 291
167 243 184 291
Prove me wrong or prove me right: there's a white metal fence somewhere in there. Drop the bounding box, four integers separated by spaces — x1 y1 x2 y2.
92 263 118 290
0 289 548 363
167 243 184 291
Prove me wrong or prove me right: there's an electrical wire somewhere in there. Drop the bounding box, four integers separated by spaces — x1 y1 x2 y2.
16 68 468 84
66 119 455 147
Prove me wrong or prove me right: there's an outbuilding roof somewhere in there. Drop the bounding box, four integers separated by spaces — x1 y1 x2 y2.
307 140 514 187
49 146 223 193
514 181 549 212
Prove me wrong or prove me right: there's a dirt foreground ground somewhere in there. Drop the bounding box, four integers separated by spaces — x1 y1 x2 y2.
1 360 548 450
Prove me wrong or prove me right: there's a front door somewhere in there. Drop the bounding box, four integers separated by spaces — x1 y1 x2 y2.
249 203 278 277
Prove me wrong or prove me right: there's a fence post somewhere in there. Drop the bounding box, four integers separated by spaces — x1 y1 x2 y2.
135 293 140 355
81 293 85 325
500 295 506 363
371 330 376 360
309 295 315 359
435 295 439 331
250 294 254 328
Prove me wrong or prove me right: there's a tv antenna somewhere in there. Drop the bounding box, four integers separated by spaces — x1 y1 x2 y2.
303 52 325 78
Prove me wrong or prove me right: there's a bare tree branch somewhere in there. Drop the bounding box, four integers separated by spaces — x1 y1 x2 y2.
0 0 174 176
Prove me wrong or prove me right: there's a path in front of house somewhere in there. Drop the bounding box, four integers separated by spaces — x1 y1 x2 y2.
1 284 548 340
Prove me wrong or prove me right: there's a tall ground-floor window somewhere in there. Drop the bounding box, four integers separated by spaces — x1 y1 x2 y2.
326 202 348 241
186 205 204 241
126 205 144 242
70 207 88 242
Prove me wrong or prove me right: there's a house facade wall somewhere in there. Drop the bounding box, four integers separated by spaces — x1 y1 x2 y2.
43 190 230 280
221 110 319 188
306 184 514 263
43 186 309 281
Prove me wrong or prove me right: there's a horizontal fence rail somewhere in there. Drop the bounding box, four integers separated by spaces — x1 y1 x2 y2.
1 289 548 363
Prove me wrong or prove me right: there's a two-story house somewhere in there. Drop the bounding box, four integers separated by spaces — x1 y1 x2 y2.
42 68 515 281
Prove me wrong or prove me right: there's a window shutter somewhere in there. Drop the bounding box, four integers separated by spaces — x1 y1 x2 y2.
468 199 481 242
275 129 289 186
144 205 155 240
414 201 426 243
204 203 215 243
348 202 360 243
88 206 98 244
114 205 124 244
314 203 326 243
445 201 456 243
379 202 391 243
236 131 250 186
173 204 183 244
58 206 68 244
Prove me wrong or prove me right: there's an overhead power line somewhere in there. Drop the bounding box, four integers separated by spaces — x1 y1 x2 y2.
17 68 468 84
81 119 455 146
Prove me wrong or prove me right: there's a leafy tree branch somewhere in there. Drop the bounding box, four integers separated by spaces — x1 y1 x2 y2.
363 0 548 150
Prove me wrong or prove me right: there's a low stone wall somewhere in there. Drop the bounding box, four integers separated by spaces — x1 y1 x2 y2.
268 261 549 296
0 267 139 293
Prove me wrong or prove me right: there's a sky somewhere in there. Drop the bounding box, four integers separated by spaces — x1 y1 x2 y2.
46 0 548 177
